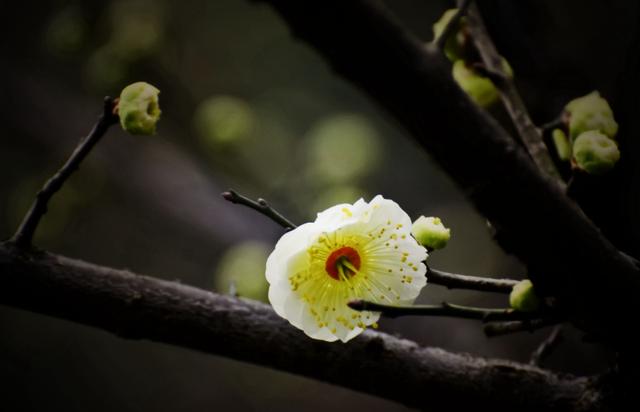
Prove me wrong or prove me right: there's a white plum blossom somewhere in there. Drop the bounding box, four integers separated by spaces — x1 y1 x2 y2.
266 195 428 342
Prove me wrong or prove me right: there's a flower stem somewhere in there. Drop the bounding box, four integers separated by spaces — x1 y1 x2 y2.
10 97 118 249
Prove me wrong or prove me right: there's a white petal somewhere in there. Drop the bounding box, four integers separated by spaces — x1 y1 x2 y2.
366 195 413 229
315 202 360 231
307 326 338 342
268 281 291 318
265 222 318 285
264 194 429 344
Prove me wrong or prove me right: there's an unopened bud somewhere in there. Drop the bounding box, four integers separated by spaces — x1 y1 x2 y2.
411 216 451 250
452 60 499 108
118 81 161 135
433 9 468 62
565 91 618 139
509 279 540 312
552 129 572 161
573 130 620 175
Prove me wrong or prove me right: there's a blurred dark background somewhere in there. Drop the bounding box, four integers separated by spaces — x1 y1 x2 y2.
2 0 640 410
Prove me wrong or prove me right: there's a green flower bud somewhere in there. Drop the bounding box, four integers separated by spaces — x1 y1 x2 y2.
573 130 620 175
552 128 572 161
432 9 468 62
452 60 499 108
509 279 540 312
118 81 161 135
565 91 618 139
411 216 451 250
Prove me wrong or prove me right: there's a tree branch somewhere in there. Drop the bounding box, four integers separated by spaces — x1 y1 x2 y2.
484 318 562 338
427 267 518 293
540 115 566 134
0 243 601 411
465 4 564 186
530 325 564 366
257 0 640 347
222 190 297 230
9 97 118 248
348 299 546 322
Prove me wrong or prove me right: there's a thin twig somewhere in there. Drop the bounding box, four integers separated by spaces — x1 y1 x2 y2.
434 0 472 50
10 97 118 248
530 325 564 366
470 62 507 85
427 267 518 293
465 4 565 188
222 190 297 230
348 300 540 322
484 318 562 338
539 115 565 134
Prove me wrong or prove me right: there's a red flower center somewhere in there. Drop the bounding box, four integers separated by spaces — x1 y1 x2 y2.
325 246 361 280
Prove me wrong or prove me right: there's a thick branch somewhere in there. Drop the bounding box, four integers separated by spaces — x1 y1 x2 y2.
10 97 118 248
0 243 601 411
258 0 640 346
465 4 563 185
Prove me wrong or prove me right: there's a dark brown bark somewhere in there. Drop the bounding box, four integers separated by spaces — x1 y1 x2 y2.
0 243 603 411
257 0 640 346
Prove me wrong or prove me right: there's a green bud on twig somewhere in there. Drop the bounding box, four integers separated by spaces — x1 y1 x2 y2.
552 129 572 161
565 91 618 140
411 216 451 250
509 279 540 312
452 60 499 108
433 9 468 62
118 81 161 135
573 130 620 175
452 59 512 108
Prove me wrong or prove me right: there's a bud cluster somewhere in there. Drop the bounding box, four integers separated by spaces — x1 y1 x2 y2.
552 91 620 175
432 9 512 108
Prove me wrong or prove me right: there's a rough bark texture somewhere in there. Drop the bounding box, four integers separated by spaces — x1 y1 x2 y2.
0 243 603 411
257 0 640 346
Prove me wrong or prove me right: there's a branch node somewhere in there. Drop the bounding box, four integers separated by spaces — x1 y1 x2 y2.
222 190 297 230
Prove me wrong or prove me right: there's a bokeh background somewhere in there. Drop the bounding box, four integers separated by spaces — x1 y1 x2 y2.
3 0 640 410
